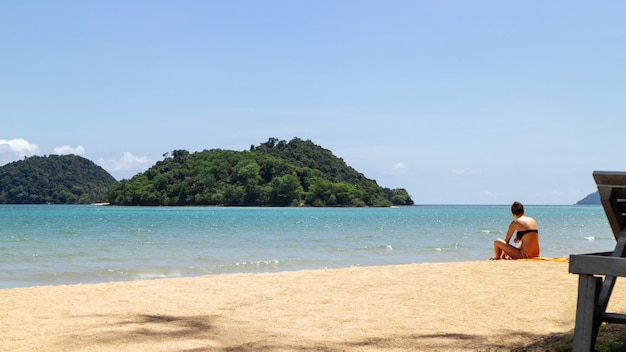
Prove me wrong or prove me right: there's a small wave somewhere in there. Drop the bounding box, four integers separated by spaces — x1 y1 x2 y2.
134 272 182 280
139 241 169 245
98 267 183 281
356 245 393 251
234 259 280 269
584 236 595 241
480 230 502 235
432 244 460 252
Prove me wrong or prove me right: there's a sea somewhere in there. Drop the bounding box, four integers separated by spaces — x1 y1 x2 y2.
0 204 615 289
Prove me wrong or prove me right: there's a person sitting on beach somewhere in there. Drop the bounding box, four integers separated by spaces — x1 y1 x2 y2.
491 202 540 260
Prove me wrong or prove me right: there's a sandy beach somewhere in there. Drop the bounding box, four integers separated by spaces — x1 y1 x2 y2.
3 260 626 351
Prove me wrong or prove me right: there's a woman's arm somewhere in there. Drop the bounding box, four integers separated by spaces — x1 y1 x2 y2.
504 221 519 243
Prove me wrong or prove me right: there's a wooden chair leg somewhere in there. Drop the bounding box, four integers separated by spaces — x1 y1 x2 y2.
573 275 602 352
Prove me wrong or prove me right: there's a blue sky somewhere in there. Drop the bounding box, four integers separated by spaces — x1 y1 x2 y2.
1 1 624 204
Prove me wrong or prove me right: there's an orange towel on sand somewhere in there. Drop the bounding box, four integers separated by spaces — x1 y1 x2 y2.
525 257 569 262
489 256 569 262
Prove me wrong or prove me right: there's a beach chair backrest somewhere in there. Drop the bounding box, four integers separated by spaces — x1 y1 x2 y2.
593 171 626 242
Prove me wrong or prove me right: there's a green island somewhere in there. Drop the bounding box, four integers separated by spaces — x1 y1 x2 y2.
106 138 413 207
0 154 116 204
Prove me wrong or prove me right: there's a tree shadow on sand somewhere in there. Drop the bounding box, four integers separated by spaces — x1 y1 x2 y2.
59 313 580 351
59 313 218 350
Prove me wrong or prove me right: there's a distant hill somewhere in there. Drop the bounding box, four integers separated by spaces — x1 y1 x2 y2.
105 137 414 207
0 154 117 204
576 191 600 205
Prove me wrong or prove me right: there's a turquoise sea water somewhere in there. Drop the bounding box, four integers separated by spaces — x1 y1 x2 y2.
0 204 614 289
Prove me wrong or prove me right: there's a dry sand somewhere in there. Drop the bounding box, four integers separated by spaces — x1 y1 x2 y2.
3 260 626 351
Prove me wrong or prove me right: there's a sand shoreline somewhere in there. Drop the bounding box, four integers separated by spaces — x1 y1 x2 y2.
3 260 625 351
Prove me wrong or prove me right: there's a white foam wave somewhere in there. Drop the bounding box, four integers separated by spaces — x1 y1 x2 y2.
357 245 393 251
234 259 280 268
134 271 182 280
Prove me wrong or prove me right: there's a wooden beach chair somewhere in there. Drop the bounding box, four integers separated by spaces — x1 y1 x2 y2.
569 171 626 351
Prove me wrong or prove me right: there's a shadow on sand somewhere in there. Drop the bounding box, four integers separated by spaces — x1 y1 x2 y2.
59 313 576 351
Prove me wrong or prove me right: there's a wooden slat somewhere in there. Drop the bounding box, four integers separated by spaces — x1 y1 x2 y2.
572 275 602 352
602 313 626 324
594 171 626 187
598 186 626 241
569 254 626 276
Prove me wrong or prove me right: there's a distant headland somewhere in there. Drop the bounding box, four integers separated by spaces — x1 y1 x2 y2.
576 191 600 205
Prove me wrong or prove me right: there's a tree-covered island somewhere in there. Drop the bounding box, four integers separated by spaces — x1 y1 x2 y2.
105 138 414 207
0 154 117 204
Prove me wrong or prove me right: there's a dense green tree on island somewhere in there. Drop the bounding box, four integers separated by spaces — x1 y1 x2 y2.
105 137 414 207
0 155 117 204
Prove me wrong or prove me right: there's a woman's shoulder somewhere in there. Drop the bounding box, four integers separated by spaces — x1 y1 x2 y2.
517 216 538 228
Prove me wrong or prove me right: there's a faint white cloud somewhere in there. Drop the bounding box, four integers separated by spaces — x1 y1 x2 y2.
384 162 411 176
98 152 153 179
0 138 39 156
0 138 40 165
53 145 85 155
100 152 152 171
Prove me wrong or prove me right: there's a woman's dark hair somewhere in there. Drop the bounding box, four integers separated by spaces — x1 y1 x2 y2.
511 201 524 216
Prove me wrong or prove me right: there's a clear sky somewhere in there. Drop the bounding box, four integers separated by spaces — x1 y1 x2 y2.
1 1 624 204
